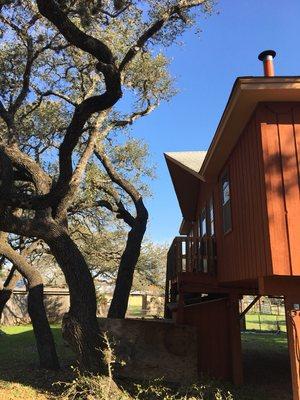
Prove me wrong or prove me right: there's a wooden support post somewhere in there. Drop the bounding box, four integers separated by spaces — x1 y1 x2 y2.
239 299 246 331
229 294 243 385
239 295 261 320
285 294 300 400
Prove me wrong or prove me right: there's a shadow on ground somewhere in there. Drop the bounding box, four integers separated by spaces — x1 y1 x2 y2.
241 331 292 400
0 326 76 396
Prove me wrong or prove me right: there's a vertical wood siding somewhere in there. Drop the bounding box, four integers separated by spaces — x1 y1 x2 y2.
195 108 272 283
183 299 231 380
191 102 300 282
258 103 300 276
215 110 272 282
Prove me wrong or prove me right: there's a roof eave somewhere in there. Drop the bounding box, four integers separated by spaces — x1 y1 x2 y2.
200 76 300 180
165 154 201 221
179 219 193 235
164 152 206 181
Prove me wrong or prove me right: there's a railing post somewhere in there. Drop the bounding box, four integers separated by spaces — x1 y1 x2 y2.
186 237 190 272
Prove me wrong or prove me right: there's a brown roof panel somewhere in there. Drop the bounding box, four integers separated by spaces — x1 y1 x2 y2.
165 152 204 222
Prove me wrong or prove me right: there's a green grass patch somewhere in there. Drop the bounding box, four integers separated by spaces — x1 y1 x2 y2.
245 313 286 332
128 296 143 307
0 324 76 399
240 331 291 400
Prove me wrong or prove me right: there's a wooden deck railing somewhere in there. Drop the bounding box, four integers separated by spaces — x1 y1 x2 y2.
164 236 217 316
166 236 217 282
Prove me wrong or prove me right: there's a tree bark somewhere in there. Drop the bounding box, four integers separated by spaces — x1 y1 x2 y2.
45 225 106 373
0 240 59 370
108 200 148 318
0 267 20 319
27 283 60 370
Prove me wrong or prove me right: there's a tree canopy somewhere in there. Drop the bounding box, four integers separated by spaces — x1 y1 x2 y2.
0 0 214 371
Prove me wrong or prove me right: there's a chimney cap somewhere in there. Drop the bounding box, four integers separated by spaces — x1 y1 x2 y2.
258 49 276 61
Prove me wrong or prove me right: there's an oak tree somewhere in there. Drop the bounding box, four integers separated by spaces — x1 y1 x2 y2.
0 0 213 371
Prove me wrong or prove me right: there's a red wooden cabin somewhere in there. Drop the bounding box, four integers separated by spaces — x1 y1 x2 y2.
164 52 300 400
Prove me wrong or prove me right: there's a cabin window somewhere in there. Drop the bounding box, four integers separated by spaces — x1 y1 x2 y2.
208 196 214 235
221 171 232 233
199 207 207 237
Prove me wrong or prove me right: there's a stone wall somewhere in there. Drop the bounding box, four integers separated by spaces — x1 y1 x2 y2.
98 318 198 384
1 291 164 325
1 288 70 325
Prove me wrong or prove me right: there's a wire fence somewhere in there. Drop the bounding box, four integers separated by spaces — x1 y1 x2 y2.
240 296 286 332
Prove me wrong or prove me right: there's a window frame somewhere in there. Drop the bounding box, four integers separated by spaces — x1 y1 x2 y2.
199 206 207 238
208 196 215 236
221 169 232 235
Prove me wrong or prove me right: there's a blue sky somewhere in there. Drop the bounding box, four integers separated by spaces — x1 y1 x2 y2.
129 0 300 244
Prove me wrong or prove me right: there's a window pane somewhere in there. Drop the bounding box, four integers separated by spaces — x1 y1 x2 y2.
209 197 214 235
203 258 208 273
200 208 206 236
181 240 186 256
182 257 186 272
222 179 230 205
221 172 232 233
223 201 232 233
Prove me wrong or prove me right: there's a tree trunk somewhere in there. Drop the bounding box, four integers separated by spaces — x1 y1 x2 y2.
28 283 60 369
108 202 148 318
45 226 106 373
0 267 20 320
0 241 59 370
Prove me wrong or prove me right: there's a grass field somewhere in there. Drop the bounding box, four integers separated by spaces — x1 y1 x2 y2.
245 313 286 332
127 295 144 317
0 325 76 400
0 325 292 400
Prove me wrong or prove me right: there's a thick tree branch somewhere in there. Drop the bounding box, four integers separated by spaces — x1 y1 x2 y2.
0 144 51 195
112 101 157 127
0 235 42 288
119 0 206 71
36 0 115 65
55 112 109 220
0 212 54 241
42 90 77 107
33 0 122 210
98 190 135 228
94 146 140 204
0 149 13 201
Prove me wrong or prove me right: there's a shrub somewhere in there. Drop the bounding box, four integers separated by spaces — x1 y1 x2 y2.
59 373 233 400
58 333 233 400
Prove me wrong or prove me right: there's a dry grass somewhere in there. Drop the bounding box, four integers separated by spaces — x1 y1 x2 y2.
0 382 51 400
